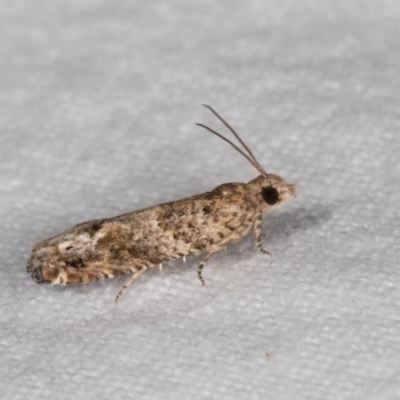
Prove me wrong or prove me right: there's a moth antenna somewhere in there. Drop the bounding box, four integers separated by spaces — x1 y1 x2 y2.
201 104 267 176
195 123 266 177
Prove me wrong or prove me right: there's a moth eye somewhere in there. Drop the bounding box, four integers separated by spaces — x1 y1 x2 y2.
261 186 279 205
65 246 74 251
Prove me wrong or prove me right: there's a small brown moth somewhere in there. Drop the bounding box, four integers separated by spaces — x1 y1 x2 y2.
27 105 297 302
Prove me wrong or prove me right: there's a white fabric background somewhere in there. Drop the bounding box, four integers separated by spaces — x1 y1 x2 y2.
1 1 400 399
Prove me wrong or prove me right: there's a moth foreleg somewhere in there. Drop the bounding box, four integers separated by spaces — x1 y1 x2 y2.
253 214 271 256
115 267 147 303
197 251 217 286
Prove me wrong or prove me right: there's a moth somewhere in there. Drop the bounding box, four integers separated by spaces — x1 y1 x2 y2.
27 105 297 302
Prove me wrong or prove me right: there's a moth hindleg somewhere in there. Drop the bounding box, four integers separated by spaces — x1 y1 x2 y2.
115 267 147 303
253 214 271 256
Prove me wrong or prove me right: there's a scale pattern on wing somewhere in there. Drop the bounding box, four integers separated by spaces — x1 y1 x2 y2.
93 182 255 268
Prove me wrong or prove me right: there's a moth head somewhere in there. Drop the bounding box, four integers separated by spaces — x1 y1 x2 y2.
249 174 297 209
263 173 297 207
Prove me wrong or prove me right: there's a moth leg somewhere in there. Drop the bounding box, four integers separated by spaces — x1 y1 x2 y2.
197 251 216 286
115 267 147 303
253 214 271 256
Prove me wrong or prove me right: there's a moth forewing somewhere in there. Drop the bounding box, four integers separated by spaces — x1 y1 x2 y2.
27 105 297 302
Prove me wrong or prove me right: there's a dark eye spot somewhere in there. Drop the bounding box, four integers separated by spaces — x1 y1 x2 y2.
261 186 279 205
65 246 74 251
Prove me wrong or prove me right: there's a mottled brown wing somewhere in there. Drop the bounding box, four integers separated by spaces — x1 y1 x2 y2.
94 182 255 267
27 181 256 285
